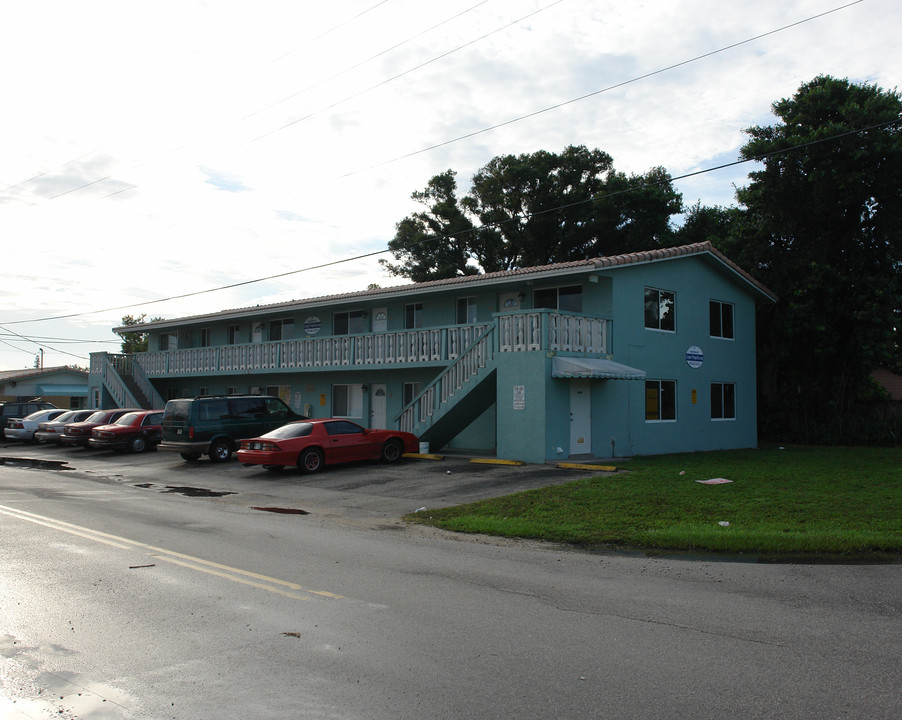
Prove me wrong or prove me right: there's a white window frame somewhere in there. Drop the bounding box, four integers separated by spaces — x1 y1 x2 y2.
332 384 364 418
644 287 676 332
645 379 677 422
711 382 737 421
710 300 734 340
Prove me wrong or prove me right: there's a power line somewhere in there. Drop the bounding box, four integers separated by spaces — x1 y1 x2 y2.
245 0 566 146
242 0 491 121
341 0 866 177
4 117 897 330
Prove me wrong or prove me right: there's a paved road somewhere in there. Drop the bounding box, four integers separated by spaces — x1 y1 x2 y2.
0 442 899 719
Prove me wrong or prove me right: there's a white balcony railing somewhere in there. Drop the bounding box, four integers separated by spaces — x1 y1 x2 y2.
126 312 608 378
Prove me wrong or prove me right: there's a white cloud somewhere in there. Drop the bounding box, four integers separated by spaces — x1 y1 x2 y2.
1 0 899 369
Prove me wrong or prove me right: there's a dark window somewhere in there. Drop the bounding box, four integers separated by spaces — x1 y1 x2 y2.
405 303 423 329
230 397 266 419
324 420 365 436
270 319 294 341
644 288 675 331
402 382 422 406
456 297 476 324
334 310 366 335
710 301 734 339
263 397 291 419
534 285 582 312
228 324 240 345
645 380 676 421
711 383 736 420
199 399 230 421
201 328 211 347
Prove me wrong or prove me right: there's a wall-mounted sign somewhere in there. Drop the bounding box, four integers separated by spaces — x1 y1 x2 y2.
304 316 322 335
513 385 525 410
686 345 704 369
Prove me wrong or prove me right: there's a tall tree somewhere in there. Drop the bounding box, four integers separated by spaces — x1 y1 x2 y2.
380 170 480 282
734 75 902 441
384 146 683 279
117 314 161 353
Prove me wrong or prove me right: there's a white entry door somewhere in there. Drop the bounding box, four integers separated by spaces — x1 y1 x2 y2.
372 308 387 333
370 384 387 428
569 379 592 455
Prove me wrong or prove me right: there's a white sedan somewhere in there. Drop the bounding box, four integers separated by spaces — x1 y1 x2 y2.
3 409 67 443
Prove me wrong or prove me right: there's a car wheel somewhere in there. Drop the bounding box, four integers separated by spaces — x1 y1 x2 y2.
263 465 285 472
180 452 201 461
128 437 148 453
381 439 404 463
209 440 232 463
298 448 324 474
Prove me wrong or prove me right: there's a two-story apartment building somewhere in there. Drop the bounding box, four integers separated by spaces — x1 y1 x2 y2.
89 242 775 463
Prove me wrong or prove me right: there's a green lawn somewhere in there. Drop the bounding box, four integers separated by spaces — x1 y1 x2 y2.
406 445 902 558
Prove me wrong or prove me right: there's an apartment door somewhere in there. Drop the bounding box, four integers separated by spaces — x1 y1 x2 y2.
569 380 592 456
370 384 386 428
372 308 387 333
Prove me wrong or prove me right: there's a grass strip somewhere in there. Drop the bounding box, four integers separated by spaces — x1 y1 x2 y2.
406 445 902 558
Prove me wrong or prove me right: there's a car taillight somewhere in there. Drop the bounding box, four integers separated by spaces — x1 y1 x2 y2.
240 440 279 451
11 421 24 429
188 426 194 439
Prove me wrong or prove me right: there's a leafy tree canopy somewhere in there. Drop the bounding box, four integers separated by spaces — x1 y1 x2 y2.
713 75 902 441
382 145 683 280
118 314 162 354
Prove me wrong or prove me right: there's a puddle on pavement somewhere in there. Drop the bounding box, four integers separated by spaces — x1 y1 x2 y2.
163 485 235 497
0 456 73 471
252 506 309 515
133 482 235 498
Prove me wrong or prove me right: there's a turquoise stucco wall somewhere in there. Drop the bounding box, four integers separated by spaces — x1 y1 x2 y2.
601 256 759 456
126 250 764 462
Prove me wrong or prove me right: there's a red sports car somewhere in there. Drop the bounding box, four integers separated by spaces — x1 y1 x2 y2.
89 410 164 453
237 419 419 473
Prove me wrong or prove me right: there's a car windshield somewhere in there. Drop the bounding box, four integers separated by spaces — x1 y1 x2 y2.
85 411 110 423
115 413 140 426
263 423 314 439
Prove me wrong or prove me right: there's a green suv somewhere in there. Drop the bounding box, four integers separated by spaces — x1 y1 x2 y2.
159 395 303 463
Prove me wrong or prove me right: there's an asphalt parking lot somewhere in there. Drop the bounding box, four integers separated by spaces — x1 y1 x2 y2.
0 440 608 523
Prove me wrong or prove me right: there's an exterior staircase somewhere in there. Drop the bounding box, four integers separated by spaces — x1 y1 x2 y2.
97 354 165 409
396 324 496 450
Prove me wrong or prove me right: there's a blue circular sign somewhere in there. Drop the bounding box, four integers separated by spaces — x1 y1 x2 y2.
686 345 704 368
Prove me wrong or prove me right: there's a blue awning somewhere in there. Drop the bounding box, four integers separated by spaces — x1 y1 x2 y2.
37 384 89 396
552 357 646 380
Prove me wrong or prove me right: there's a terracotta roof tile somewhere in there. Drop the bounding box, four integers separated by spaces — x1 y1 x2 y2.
118 242 775 332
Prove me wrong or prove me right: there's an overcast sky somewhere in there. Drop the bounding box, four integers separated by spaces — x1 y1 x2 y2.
1 0 899 372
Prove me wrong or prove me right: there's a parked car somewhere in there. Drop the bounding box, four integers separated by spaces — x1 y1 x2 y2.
160 395 304 463
1 400 57 430
60 409 141 447
34 410 95 444
237 419 419 473
89 410 164 453
3 408 67 442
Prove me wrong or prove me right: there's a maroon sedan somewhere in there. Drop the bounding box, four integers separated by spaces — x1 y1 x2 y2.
60 409 141 447
237 419 419 473
89 410 164 453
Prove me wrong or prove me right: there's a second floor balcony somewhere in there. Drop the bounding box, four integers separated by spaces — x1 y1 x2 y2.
129 310 610 378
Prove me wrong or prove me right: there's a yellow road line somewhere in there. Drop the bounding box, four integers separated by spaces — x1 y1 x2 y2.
556 462 618 472
0 504 342 600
